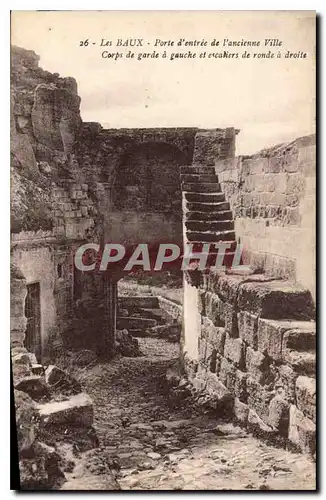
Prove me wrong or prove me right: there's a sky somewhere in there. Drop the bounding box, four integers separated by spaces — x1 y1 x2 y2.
11 10 315 154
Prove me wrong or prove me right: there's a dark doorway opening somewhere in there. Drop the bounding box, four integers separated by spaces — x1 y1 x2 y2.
24 282 41 362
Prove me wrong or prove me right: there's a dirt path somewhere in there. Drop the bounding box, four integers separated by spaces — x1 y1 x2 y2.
62 338 316 491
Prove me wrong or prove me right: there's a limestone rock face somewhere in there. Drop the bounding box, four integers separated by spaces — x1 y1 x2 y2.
11 131 38 175
31 84 81 153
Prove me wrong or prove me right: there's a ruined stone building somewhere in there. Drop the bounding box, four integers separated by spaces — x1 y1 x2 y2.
11 45 316 456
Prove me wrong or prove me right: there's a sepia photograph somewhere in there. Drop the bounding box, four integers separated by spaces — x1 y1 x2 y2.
10 10 316 491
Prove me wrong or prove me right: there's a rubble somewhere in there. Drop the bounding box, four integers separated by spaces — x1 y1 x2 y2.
15 375 51 402
45 365 81 395
115 330 141 357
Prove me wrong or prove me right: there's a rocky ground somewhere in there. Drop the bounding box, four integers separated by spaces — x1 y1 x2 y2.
62 337 316 491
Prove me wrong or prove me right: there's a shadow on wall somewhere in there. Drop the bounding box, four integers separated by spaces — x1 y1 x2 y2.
114 141 189 213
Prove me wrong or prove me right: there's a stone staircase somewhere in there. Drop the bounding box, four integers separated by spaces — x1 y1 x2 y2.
180 165 237 267
180 163 316 455
117 296 181 338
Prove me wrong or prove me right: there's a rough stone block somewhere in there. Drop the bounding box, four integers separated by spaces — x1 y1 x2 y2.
245 347 270 385
257 319 284 360
288 405 316 455
205 292 225 327
198 338 214 367
285 207 301 225
237 281 314 320
15 389 37 453
235 370 248 403
224 302 239 337
295 376 316 423
219 357 236 391
45 365 82 395
238 311 258 349
282 325 316 352
205 373 234 415
12 351 31 366
38 393 94 427
14 375 50 402
11 131 39 176
268 396 290 436
209 272 245 304
201 317 226 355
248 409 276 436
283 350 316 377
233 398 249 424
215 354 222 376
298 144 316 166
247 377 274 422
258 319 314 361
224 334 246 369
32 84 81 152
11 329 26 348
275 364 297 403
286 173 305 196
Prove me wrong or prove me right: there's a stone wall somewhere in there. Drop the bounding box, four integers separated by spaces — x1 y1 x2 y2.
215 135 316 299
10 46 106 356
182 270 316 455
12 46 237 358
180 131 316 456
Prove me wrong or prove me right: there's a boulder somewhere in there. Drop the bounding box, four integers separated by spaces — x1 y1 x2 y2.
45 365 81 395
20 441 65 490
12 362 32 385
15 375 51 402
295 376 316 423
116 330 141 357
12 351 31 365
288 405 315 454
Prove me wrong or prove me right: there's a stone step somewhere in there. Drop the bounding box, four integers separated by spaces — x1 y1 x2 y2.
185 220 234 232
238 281 315 320
184 192 225 203
139 308 165 322
117 316 157 330
180 166 216 175
185 210 233 221
180 174 218 184
118 296 159 309
182 182 221 193
185 201 230 212
38 393 94 427
186 230 236 242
